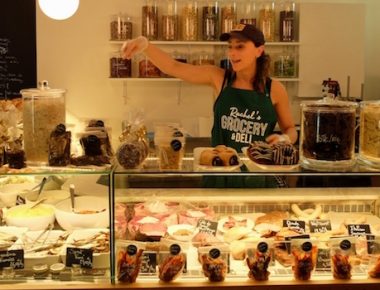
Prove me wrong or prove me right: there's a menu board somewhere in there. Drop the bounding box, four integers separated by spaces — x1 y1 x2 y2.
0 0 36 99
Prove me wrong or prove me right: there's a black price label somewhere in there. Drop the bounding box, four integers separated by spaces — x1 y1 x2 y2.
257 242 268 253
302 241 313 252
283 219 306 233
170 244 181 255
0 250 24 269
309 219 332 233
197 219 218 236
316 248 331 271
126 245 137 256
66 247 93 269
140 252 157 274
347 224 371 236
209 248 221 259
340 239 352 250
170 140 182 151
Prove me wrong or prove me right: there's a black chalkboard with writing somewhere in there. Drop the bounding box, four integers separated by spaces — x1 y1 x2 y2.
0 0 36 99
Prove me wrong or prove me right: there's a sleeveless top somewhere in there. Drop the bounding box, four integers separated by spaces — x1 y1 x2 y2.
211 70 278 152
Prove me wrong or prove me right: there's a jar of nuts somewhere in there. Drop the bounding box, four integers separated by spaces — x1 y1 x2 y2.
142 0 159 40
181 0 199 41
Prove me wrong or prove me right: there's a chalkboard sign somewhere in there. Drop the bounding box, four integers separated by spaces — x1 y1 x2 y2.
140 251 157 274
66 247 93 269
197 219 218 236
0 0 36 99
0 249 24 269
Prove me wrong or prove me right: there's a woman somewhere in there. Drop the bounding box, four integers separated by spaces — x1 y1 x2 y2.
122 24 297 152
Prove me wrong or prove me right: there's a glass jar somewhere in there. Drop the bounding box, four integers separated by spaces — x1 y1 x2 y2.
21 81 66 165
258 0 275 42
138 56 161 78
110 13 133 41
300 100 357 171
162 0 179 41
202 0 219 41
273 52 296 78
220 0 236 34
142 0 158 40
359 101 380 168
239 0 256 26
192 51 215 65
279 0 296 41
110 51 132 78
181 0 199 41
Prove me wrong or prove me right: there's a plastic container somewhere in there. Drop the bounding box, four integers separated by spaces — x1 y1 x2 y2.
300 100 357 171
220 0 236 34
279 0 296 42
110 14 133 41
21 81 66 165
162 0 178 41
359 101 380 169
142 0 158 40
202 1 219 41
181 0 199 41
258 0 275 42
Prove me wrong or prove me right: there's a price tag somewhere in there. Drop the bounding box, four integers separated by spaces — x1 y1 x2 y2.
197 219 218 236
283 219 306 233
0 249 24 269
66 247 93 269
309 219 332 233
316 248 331 271
347 224 371 236
140 251 157 274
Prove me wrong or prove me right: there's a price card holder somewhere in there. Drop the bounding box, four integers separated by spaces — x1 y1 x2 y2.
347 224 371 236
316 248 331 271
283 219 306 234
0 249 24 269
140 251 157 274
309 219 332 233
197 219 218 236
66 247 93 269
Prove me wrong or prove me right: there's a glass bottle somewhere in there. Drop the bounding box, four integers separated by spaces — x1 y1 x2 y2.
279 0 296 41
239 0 256 26
181 0 199 41
142 0 158 40
162 0 179 41
110 13 133 41
258 0 275 42
202 0 219 41
220 0 237 34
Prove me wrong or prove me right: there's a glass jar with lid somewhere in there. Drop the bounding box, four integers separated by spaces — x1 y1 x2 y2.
239 0 256 26
279 0 296 42
300 100 358 171
220 0 237 34
202 0 219 41
142 0 158 40
21 80 66 165
110 51 132 78
110 13 133 41
181 0 199 41
162 0 179 41
192 51 215 65
273 50 297 78
258 0 275 42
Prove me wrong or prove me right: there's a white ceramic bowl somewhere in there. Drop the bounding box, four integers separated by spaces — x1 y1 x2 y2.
25 189 70 205
54 196 109 231
0 182 39 207
5 204 55 231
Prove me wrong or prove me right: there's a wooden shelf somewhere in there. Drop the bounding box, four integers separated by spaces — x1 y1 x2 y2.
109 40 300 46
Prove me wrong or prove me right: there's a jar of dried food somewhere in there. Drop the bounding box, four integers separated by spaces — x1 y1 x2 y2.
139 56 161 77
258 0 275 42
142 0 158 40
110 51 132 78
239 0 256 26
273 52 296 78
220 0 236 34
300 100 357 171
202 0 219 41
110 13 133 41
162 0 179 41
279 0 296 42
181 0 199 41
192 51 215 65
21 81 66 165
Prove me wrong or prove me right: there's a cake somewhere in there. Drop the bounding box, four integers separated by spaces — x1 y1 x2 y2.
247 141 299 165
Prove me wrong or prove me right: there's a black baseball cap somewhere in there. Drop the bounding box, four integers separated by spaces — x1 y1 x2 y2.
220 24 265 46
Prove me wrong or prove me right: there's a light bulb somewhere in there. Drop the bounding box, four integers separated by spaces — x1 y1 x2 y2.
38 0 80 20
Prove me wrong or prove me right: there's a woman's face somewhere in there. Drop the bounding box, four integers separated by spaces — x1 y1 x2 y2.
227 38 264 72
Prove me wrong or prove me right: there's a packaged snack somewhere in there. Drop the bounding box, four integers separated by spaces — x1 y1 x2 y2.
48 124 71 166
246 241 272 281
158 244 186 282
330 237 355 280
199 246 228 282
291 239 317 281
367 235 380 278
116 241 144 283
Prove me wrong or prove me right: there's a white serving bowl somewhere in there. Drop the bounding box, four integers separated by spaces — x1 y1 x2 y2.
54 196 109 231
25 189 70 205
5 204 55 231
0 182 39 207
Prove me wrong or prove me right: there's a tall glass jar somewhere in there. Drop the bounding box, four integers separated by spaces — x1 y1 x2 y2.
110 51 132 78
359 101 380 169
181 0 199 41
110 13 133 41
273 50 297 78
300 100 357 171
220 0 236 34
239 0 256 26
162 0 179 41
279 0 296 41
258 0 275 42
202 0 219 41
142 0 158 40
20 81 66 165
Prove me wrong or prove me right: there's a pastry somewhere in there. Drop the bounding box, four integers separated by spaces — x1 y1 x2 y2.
332 253 352 279
218 149 239 166
200 250 228 282
199 149 223 166
158 253 186 282
246 243 271 281
199 146 239 167
272 143 299 165
117 246 143 283
247 141 274 165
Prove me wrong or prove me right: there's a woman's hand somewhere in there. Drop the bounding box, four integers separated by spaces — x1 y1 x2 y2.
266 133 291 145
121 36 149 59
